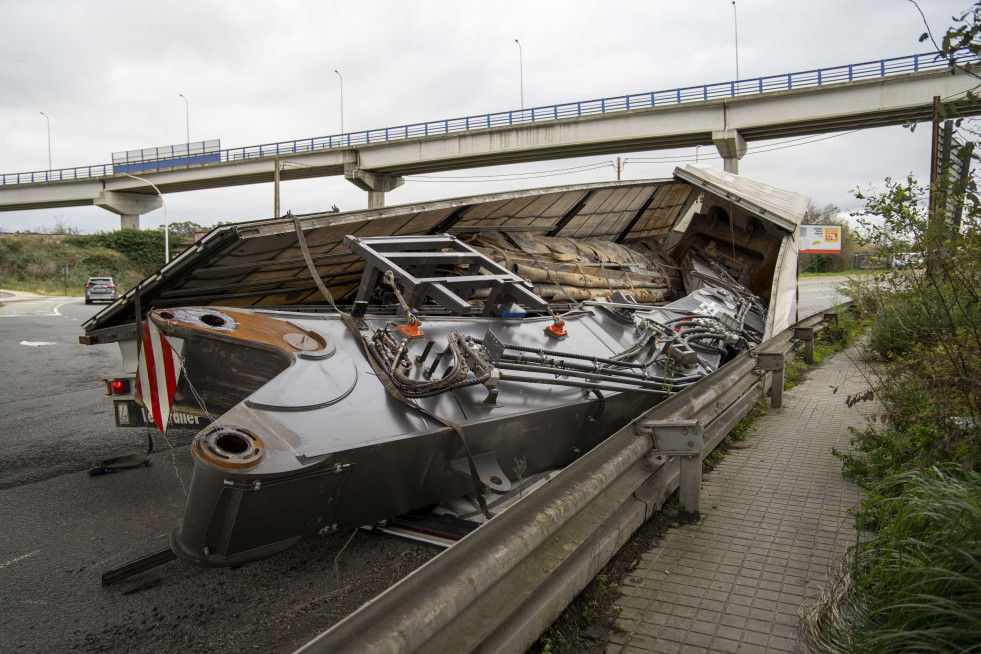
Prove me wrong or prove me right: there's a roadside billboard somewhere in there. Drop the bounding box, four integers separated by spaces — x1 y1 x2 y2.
799 224 841 253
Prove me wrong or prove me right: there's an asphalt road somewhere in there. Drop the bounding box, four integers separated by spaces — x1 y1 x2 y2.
0 279 848 653
0 297 437 653
796 275 854 318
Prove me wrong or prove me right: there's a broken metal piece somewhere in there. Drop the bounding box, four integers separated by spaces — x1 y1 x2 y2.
415 340 435 365
101 547 177 586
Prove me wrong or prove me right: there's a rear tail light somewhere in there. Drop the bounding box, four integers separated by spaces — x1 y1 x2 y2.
107 285 115 289
103 379 130 396
85 285 93 289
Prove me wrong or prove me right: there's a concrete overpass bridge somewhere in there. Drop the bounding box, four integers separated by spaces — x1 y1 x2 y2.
2 51 978 228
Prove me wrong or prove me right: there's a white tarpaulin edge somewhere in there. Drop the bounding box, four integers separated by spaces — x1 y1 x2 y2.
673 165 810 337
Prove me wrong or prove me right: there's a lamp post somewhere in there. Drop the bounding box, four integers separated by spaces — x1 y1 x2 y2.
178 93 189 144
123 173 169 264
514 39 524 111
39 112 51 170
334 70 344 134
732 1 740 81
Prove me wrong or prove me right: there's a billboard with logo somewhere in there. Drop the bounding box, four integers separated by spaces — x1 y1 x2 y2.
799 224 842 253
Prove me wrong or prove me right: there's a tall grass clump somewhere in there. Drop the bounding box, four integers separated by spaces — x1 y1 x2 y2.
800 465 981 654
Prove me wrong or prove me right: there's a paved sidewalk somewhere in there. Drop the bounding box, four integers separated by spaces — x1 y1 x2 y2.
608 343 878 653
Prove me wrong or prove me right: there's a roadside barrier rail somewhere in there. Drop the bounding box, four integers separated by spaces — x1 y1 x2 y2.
294 305 849 654
2 51 972 186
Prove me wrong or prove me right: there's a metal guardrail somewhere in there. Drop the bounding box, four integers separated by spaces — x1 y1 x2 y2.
2 51 970 186
294 305 849 654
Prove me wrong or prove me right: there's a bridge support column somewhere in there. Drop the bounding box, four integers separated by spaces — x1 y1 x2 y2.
712 129 748 174
344 164 404 209
96 191 163 229
120 214 140 230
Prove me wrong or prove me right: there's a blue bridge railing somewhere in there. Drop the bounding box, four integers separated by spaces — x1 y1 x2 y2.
1 51 971 186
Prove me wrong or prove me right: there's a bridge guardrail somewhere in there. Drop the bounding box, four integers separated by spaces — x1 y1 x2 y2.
2 50 973 186
293 304 852 654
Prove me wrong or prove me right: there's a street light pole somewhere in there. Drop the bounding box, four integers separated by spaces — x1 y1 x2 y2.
178 93 189 144
39 112 51 170
334 70 344 134
123 173 169 264
732 1 740 81
514 39 524 111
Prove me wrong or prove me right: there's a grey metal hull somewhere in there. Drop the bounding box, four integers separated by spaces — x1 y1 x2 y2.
164 291 746 567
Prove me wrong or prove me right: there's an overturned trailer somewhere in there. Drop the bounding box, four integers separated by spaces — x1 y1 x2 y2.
81 165 806 568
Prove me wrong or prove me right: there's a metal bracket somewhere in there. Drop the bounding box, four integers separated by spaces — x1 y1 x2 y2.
637 419 703 519
756 351 785 371
640 419 703 456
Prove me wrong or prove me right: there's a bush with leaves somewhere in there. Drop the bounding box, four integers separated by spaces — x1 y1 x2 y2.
68 229 167 270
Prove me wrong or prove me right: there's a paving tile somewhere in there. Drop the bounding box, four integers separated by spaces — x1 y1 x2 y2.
651 639 682 654
742 629 770 647
684 632 714 650
658 626 688 644
690 619 718 636
712 637 740 653
720 613 747 629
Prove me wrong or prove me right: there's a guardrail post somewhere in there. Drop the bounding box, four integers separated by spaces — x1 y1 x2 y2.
643 420 704 520
757 351 786 408
794 326 816 364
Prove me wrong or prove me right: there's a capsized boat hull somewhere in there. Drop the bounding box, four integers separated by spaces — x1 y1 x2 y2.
158 285 759 566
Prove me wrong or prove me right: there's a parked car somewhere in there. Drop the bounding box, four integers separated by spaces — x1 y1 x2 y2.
85 277 118 304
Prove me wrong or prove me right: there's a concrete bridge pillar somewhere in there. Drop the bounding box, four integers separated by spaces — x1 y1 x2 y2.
96 191 163 229
712 129 748 174
344 164 404 209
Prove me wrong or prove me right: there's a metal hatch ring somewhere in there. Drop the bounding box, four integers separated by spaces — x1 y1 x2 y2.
193 426 264 469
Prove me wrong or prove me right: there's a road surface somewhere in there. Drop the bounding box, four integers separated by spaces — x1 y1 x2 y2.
0 295 436 653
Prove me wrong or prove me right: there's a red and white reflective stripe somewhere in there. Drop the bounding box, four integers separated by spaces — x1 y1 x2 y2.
134 321 183 434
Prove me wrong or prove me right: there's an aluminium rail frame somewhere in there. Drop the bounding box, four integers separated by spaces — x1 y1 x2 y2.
295 304 848 654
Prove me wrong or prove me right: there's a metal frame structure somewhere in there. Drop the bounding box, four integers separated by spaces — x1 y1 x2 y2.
345 234 546 317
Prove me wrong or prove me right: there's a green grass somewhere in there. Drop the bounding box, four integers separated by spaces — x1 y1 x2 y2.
800 465 981 654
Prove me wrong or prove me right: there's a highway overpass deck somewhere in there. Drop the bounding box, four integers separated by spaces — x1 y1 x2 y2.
2 51 978 226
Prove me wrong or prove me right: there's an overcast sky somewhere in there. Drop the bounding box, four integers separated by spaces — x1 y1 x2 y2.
0 0 975 233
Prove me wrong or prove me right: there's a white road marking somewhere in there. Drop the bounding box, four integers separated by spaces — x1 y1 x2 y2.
0 298 78 317
20 341 57 347
0 550 41 570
